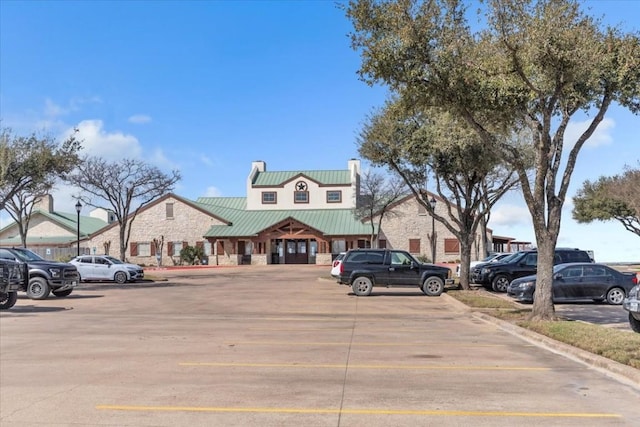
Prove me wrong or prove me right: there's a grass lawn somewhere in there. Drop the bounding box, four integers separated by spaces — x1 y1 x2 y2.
446 289 640 369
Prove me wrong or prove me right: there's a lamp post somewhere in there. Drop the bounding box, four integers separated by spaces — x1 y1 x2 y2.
429 197 436 263
75 201 82 256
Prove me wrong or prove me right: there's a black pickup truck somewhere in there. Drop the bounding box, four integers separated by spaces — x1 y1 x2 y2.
0 258 28 309
337 249 453 296
0 247 79 300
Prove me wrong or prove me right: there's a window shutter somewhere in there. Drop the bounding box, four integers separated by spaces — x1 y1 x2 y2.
444 239 460 254
196 241 204 249
167 242 174 255
150 243 156 256
409 239 421 253
130 242 138 256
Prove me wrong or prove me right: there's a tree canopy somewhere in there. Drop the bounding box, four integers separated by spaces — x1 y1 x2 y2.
573 163 640 236
0 128 82 210
346 0 640 319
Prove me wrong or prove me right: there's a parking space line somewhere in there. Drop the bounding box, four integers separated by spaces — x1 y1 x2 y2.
179 362 549 371
96 405 619 418
223 340 509 347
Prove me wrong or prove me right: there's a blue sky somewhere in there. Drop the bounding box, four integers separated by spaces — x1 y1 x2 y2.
1 0 638 262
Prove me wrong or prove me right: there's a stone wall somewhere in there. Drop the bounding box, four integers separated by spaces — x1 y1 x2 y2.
375 197 488 263
86 196 226 266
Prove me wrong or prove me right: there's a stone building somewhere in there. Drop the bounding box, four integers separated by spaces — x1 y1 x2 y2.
0 159 515 266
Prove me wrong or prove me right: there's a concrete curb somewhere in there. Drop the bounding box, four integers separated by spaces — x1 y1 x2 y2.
441 292 640 391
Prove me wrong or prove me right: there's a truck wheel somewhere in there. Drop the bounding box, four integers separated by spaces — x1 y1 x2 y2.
606 287 625 305
491 275 510 293
352 277 373 296
0 292 18 310
27 277 51 300
114 271 128 284
422 276 444 296
52 289 73 297
629 313 640 333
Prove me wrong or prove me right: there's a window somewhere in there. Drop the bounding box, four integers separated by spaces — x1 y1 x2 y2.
262 192 277 204
523 253 537 266
79 257 93 264
294 191 309 203
203 241 212 256
137 242 151 257
326 191 342 203
390 251 412 265
168 241 183 256
166 203 174 219
409 239 421 253
378 239 387 249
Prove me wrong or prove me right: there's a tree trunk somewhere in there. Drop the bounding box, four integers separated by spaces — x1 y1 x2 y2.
458 235 473 290
530 235 557 320
119 223 127 261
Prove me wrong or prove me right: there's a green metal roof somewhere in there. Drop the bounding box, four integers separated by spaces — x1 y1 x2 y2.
252 170 351 186
195 196 373 238
0 209 107 237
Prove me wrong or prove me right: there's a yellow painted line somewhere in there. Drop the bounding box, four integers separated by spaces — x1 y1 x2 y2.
224 341 507 347
96 405 619 418
179 362 549 371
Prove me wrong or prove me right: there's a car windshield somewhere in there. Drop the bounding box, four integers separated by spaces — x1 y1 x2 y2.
11 248 45 262
498 252 521 263
104 256 124 264
482 254 500 262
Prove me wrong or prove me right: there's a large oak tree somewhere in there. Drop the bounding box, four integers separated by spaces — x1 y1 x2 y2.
345 0 640 319
67 157 181 261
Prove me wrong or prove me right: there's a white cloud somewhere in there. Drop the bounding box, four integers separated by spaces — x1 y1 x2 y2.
70 120 143 160
205 186 221 197
128 114 152 124
487 204 532 228
149 148 179 171
201 155 214 166
565 117 615 148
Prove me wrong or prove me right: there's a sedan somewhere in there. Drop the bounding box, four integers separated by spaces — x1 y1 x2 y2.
507 263 638 305
70 255 144 284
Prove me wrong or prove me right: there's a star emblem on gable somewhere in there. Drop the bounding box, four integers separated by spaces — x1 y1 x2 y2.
295 181 308 191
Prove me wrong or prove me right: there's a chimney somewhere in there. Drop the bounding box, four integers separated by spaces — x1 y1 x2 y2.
35 194 54 213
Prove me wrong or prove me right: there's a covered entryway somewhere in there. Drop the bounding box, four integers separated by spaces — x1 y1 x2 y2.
285 239 310 264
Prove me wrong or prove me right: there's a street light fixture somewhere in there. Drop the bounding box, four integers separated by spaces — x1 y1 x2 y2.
75 200 82 257
429 197 437 263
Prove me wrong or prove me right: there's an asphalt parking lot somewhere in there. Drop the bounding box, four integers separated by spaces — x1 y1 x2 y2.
1 265 639 427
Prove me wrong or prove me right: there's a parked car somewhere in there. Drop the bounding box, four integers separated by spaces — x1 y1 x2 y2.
507 263 638 305
0 258 28 309
471 248 593 292
70 255 144 284
457 252 512 277
330 252 346 278
0 247 79 300
337 249 453 296
623 283 640 332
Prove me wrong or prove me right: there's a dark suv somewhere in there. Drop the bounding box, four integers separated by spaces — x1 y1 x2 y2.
0 248 79 300
337 249 453 296
471 248 593 292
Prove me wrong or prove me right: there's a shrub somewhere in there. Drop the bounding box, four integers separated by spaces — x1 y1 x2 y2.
179 245 205 265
